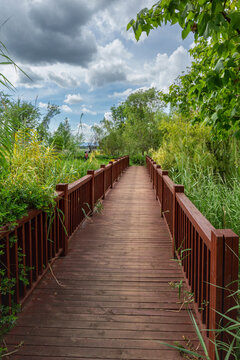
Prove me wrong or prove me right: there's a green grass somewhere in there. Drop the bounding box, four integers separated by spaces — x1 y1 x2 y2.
169 165 240 237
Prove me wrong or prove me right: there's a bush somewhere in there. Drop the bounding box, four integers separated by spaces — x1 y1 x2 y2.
150 116 216 173
130 154 145 165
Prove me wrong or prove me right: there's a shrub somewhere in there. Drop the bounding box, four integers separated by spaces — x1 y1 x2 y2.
130 153 145 165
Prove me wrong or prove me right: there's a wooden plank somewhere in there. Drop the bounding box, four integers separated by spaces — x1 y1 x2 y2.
5 166 199 360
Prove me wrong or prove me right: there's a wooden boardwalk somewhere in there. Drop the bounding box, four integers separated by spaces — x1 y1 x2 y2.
5 166 198 359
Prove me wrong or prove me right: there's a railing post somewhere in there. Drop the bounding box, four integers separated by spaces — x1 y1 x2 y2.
156 165 161 200
209 229 239 360
160 170 168 217
152 162 156 189
56 183 69 256
172 184 184 257
109 161 113 188
101 165 106 199
87 170 95 213
119 157 122 176
116 160 119 181
150 160 153 183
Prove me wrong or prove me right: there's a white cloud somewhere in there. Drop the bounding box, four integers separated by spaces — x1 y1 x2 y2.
64 93 83 104
39 102 48 109
104 111 113 121
86 39 132 87
128 46 191 91
91 0 155 42
75 122 100 142
110 88 133 98
60 104 73 113
81 106 97 115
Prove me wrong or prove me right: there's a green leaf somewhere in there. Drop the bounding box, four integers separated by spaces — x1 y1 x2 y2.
214 59 224 72
231 107 237 118
211 112 218 123
182 25 191 39
229 12 240 30
126 20 134 31
203 22 211 38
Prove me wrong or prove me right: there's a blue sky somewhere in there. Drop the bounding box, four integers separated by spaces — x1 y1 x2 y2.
0 0 193 140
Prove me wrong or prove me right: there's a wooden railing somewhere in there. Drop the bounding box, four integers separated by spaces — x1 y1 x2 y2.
146 155 239 360
0 156 129 309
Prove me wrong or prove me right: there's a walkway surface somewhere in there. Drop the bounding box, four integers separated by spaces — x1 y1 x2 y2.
5 166 198 359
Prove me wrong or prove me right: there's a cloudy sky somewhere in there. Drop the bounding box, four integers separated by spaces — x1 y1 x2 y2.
0 0 193 140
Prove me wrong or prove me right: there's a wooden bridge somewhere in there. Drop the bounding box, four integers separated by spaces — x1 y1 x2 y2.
1 156 239 360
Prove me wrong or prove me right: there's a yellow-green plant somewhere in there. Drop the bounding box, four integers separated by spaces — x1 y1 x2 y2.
150 116 216 172
10 128 58 186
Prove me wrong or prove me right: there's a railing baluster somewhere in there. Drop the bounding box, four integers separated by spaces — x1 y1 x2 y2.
146 155 239 357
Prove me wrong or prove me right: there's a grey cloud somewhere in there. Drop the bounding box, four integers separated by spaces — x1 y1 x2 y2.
17 67 44 84
0 0 99 66
48 72 78 88
88 67 127 87
30 0 92 36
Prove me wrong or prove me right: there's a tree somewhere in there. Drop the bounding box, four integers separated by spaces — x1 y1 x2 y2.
38 103 60 141
0 94 41 168
97 88 166 156
127 0 240 136
123 88 163 154
2 98 41 131
51 117 82 153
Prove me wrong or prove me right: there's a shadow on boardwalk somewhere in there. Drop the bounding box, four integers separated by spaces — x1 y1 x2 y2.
5 166 198 360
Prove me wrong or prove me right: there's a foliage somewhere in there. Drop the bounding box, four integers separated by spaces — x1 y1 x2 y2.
0 128 110 229
0 129 58 227
0 94 62 170
1 98 41 131
150 116 216 171
161 289 240 359
37 103 60 141
0 238 27 356
0 41 27 90
161 38 240 137
50 117 72 151
128 0 240 136
50 117 84 154
130 154 146 166
150 116 240 235
95 88 167 157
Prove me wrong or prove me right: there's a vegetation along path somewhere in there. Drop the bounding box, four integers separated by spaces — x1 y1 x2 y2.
5 166 198 359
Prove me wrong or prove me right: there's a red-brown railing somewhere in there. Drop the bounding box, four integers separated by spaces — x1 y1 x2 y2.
0 156 129 309
146 155 239 360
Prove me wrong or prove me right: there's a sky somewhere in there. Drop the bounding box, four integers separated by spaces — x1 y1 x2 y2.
0 0 193 141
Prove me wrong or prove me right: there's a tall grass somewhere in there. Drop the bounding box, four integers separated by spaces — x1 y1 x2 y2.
0 129 110 228
170 164 240 237
150 118 240 359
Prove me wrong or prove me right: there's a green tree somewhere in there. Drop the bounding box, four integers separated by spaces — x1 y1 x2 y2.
2 98 40 131
0 94 41 169
51 118 71 150
37 103 60 141
98 88 166 156
123 88 164 155
128 0 240 136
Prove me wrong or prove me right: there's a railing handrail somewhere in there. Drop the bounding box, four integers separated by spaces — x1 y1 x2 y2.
0 155 129 311
68 174 92 194
176 192 214 246
146 155 239 360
